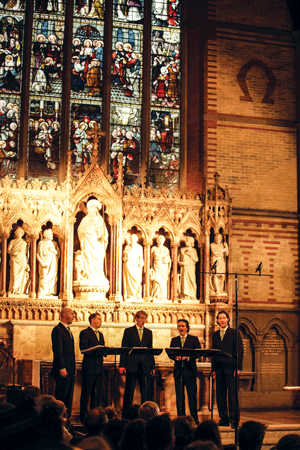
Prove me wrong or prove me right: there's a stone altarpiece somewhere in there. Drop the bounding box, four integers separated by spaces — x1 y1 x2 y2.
0 152 233 416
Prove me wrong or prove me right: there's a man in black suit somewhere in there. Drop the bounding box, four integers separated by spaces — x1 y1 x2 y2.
51 307 76 418
212 310 244 429
119 310 155 416
79 312 105 423
170 319 201 424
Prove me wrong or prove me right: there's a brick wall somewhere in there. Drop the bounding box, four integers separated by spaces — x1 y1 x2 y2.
204 0 299 309
232 216 299 304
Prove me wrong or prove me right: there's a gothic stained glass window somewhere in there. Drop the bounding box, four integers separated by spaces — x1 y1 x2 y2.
150 0 181 190
70 1 104 179
110 1 143 187
0 1 182 189
27 1 66 180
0 2 25 179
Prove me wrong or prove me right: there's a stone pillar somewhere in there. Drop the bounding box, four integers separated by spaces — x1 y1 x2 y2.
109 222 117 299
108 219 122 302
64 217 75 302
58 237 64 299
200 371 211 416
286 345 294 386
1 233 8 296
204 230 210 305
29 235 38 298
143 240 151 301
171 243 179 301
254 343 262 391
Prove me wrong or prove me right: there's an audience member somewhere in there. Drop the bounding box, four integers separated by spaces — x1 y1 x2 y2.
272 433 300 450
193 421 222 450
78 436 112 450
238 421 266 450
83 407 108 436
0 385 40 427
185 441 220 450
103 419 129 450
118 418 146 450
104 406 122 420
145 414 174 450
138 401 160 421
173 416 195 450
123 403 140 420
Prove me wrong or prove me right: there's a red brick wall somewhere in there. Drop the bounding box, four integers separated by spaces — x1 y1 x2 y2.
232 216 299 304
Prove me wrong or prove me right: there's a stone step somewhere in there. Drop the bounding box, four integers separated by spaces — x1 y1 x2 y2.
220 424 300 449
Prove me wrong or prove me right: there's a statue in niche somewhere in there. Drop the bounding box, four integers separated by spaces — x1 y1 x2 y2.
123 233 144 300
178 236 198 300
37 229 60 297
210 232 228 295
150 235 171 301
76 199 108 283
7 227 30 295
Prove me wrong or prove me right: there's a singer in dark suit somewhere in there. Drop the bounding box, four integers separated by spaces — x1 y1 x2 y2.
119 310 155 415
79 312 105 423
212 310 244 428
170 319 201 424
51 308 76 418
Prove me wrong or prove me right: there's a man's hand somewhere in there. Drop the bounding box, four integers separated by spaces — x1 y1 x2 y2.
150 369 155 376
59 368 68 377
119 367 126 374
212 371 216 379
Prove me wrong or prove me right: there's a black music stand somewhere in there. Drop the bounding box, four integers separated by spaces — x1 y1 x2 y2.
196 349 232 421
166 347 201 417
128 347 163 403
0 345 21 404
104 347 131 407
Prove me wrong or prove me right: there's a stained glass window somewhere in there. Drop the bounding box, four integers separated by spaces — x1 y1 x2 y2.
150 0 181 190
27 1 66 180
0 0 182 188
0 1 25 179
70 1 104 179
110 2 143 187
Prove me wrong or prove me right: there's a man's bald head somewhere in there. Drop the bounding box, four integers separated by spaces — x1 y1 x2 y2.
60 308 75 325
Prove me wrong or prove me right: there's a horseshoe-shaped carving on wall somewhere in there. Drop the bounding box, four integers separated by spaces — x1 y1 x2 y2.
237 59 277 104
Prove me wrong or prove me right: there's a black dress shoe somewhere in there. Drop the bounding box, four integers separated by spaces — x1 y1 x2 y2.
218 418 229 426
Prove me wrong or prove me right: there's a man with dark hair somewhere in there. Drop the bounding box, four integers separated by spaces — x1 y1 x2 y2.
119 310 155 416
51 308 76 418
212 310 244 429
83 406 108 437
79 312 105 423
145 414 174 450
169 319 201 424
238 420 266 450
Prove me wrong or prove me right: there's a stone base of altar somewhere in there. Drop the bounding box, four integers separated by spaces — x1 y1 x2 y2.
29 360 212 422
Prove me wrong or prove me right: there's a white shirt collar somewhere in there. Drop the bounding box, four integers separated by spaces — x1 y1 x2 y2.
220 326 228 333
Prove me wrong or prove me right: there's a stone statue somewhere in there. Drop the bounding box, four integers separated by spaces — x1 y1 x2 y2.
7 227 30 295
37 229 60 297
76 199 108 283
150 235 171 301
123 233 144 300
178 236 198 300
210 232 228 295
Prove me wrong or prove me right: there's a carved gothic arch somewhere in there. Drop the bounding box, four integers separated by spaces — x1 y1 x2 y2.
260 318 295 347
150 225 174 244
238 316 259 344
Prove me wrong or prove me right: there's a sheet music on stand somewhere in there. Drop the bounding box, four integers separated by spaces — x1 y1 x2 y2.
81 345 107 354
